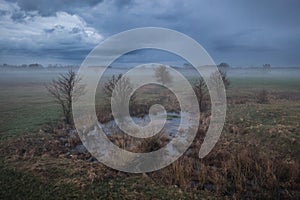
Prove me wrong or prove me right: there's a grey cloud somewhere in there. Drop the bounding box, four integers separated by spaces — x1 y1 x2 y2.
11 11 25 22
0 0 103 65
44 28 55 33
70 27 80 34
113 0 135 9
0 10 9 16
7 0 104 16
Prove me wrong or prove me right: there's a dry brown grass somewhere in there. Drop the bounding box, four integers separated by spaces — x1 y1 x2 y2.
148 128 300 199
1 125 300 199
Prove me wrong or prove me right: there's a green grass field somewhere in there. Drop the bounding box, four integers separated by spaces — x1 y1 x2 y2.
0 79 61 138
230 77 300 92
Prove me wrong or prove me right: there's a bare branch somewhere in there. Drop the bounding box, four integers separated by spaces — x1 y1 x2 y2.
46 69 85 125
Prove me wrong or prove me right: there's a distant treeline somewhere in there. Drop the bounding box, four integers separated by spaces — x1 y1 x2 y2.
0 63 79 69
1 63 299 70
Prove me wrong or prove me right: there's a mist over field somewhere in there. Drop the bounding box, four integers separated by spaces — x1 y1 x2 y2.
1 66 299 88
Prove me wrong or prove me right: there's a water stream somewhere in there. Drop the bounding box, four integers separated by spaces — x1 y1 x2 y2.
100 112 187 138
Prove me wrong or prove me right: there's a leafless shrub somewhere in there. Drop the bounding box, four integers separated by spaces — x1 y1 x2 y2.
46 69 85 125
208 69 230 103
193 77 209 112
103 73 136 106
154 65 172 85
257 89 269 104
102 73 137 120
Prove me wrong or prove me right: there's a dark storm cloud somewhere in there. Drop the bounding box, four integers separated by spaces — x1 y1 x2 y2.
7 0 104 16
1 0 300 66
10 11 25 22
113 0 135 9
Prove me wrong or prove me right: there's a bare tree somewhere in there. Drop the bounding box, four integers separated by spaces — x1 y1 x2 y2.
103 74 136 103
263 64 271 70
193 77 208 111
154 65 172 85
103 74 137 119
46 69 85 125
210 69 230 90
218 62 230 69
208 70 230 102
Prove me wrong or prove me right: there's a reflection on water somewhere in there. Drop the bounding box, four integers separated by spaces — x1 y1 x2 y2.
100 112 190 138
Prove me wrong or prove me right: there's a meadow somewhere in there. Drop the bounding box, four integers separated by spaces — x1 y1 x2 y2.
0 67 299 199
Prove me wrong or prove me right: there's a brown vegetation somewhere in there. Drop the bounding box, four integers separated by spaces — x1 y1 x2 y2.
2 119 299 199
257 89 269 104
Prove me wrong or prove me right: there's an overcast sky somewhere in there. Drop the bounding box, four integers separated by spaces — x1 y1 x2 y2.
0 0 299 67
